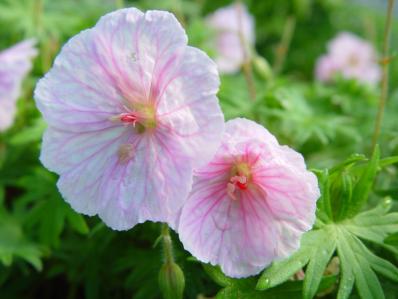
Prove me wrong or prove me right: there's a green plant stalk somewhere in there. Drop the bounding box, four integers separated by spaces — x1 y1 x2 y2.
161 223 174 264
273 15 296 75
172 0 186 27
371 0 395 153
115 0 124 9
33 0 43 34
236 1 256 100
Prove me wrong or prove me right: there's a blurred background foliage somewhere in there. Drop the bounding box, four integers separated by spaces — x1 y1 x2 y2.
0 0 398 298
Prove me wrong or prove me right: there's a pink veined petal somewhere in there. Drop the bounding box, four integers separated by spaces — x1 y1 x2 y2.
316 32 381 84
157 46 224 168
206 3 255 74
42 125 130 214
315 55 338 82
179 118 319 278
99 131 193 230
0 39 37 131
35 8 224 230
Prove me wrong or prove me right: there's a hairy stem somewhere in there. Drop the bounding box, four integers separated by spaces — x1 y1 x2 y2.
172 0 186 27
371 0 395 153
115 0 124 9
236 2 256 100
273 15 296 75
161 223 174 264
33 0 43 33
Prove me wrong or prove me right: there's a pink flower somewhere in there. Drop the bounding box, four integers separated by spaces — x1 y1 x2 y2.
315 32 381 84
206 3 255 74
34 8 224 230
178 118 319 278
0 40 37 131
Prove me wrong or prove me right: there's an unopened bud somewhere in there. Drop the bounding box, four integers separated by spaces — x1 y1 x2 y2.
159 262 185 299
252 55 273 80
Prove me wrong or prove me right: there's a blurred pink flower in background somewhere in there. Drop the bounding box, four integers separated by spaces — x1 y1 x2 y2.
0 40 37 131
35 8 224 230
178 118 319 278
315 32 381 84
206 3 255 74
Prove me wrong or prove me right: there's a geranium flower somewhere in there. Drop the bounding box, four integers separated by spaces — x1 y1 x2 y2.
206 3 255 74
0 39 37 131
315 32 381 84
34 8 224 230
178 118 319 278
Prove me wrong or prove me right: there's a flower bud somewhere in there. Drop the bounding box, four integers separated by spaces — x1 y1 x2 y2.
158 262 185 299
252 55 273 80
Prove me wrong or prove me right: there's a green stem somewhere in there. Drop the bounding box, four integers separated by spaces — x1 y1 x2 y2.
33 0 43 34
172 0 186 27
236 1 256 100
371 0 395 153
115 0 124 9
161 223 174 264
273 15 296 75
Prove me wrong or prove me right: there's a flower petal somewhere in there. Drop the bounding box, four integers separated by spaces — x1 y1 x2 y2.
0 39 37 131
179 118 319 278
35 8 222 230
157 46 224 168
99 133 193 230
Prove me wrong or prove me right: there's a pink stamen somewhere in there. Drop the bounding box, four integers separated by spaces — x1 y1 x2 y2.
119 113 139 126
230 175 248 189
227 175 248 200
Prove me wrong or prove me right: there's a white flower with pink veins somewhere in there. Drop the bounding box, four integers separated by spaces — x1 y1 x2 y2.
206 3 255 74
179 118 320 278
0 40 37 131
35 8 225 230
315 32 381 84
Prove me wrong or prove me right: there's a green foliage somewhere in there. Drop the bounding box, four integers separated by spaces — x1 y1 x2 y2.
1 0 398 298
0 187 44 270
204 262 337 299
256 199 398 299
254 154 398 299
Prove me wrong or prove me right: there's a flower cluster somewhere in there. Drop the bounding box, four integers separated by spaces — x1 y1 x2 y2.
35 8 319 277
315 32 381 84
0 39 37 131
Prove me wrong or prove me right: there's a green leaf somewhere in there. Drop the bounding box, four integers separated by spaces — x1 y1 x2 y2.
203 264 232 287
256 230 320 290
330 170 353 221
336 244 354 299
385 232 398 246
337 229 385 299
66 209 89 235
9 118 46 145
303 231 336 299
329 153 367 174
0 185 4 207
19 168 89 247
344 199 398 252
0 211 43 271
379 156 398 168
217 276 337 299
346 145 380 217
356 240 398 282
315 169 333 222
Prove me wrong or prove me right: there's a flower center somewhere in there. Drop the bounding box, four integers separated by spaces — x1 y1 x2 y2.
227 162 251 200
348 55 359 67
119 113 139 125
111 103 157 133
